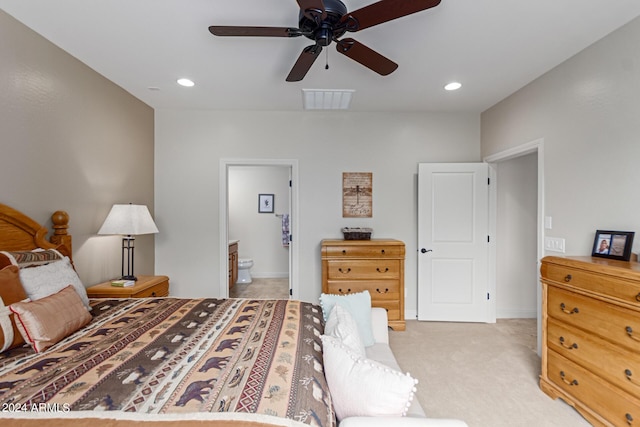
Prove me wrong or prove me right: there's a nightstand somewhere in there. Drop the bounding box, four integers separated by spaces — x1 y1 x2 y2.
87 275 169 298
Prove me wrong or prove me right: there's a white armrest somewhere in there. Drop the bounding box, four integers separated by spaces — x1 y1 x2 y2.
370 307 389 344
339 417 469 427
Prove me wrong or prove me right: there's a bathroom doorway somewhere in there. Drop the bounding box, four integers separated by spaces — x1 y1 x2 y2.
485 139 544 353
219 159 299 300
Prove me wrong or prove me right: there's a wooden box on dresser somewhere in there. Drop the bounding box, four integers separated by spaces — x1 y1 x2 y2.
321 239 405 331
540 256 640 427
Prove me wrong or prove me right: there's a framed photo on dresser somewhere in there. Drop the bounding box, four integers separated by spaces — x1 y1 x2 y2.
591 230 634 261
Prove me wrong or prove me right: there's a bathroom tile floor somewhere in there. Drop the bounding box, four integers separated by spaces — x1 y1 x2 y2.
229 277 289 299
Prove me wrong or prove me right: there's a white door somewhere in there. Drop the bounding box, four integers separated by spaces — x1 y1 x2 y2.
417 163 490 322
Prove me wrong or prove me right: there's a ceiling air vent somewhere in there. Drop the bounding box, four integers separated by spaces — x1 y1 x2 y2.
302 89 354 110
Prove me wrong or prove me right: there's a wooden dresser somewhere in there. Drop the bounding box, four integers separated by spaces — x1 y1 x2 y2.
540 256 640 426
321 239 405 330
87 275 169 299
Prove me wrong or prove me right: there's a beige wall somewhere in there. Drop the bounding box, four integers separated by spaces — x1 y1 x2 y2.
0 11 155 286
482 16 640 258
155 109 481 314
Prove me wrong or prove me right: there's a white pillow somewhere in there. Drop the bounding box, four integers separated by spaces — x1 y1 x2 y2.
19 257 91 311
320 290 374 346
324 304 366 357
321 335 418 421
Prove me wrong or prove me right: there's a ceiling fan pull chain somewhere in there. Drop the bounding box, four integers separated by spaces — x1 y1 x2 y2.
325 48 329 70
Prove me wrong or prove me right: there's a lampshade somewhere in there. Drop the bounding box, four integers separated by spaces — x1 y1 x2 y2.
98 204 159 236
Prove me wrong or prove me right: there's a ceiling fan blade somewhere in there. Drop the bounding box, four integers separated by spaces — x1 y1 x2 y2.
340 0 441 32
209 26 302 38
286 44 323 82
336 38 398 76
297 0 327 21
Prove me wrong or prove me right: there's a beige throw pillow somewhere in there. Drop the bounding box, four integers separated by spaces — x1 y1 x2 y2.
10 285 92 352
0 265 28 352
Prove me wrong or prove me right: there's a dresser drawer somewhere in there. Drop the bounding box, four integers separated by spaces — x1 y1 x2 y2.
548 286 640 353
548 351 640 426
548 318 640 399
543 262 640 308
326 260 400 280
325 280 400 300
323 244 404 258
132 281 169 298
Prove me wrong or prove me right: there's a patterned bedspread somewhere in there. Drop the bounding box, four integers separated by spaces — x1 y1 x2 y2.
0 298 335 427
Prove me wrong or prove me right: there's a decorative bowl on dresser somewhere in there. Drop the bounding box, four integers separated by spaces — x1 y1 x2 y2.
321 239 405 330
86 275 170 298
540 256 640 427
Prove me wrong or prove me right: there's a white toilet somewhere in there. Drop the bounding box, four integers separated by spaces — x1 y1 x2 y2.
237 258 254 284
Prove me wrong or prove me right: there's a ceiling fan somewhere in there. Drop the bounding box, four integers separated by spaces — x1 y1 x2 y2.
209 0 441 82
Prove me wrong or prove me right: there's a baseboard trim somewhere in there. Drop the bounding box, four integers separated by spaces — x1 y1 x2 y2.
497 309 537 319
250 273 289 279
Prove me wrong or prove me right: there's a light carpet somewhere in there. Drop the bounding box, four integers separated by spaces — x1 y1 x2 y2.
389 319 591 427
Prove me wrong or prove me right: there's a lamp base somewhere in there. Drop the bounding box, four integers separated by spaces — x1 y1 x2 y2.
120 275 138 281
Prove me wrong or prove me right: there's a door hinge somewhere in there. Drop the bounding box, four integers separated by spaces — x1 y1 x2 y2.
488 177 490 185
487 235 490 243
487 292 490 300
289 288 293 296
289 234 292 242
289 180 292 187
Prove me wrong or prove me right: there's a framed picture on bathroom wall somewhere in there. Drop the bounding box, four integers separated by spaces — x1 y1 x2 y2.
258 194 274 213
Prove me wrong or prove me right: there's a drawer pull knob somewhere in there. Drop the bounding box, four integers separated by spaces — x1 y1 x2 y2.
558 336 578 350
338 288 351 294
381 249 386 254
338 268 351 274
626 326 640 342
625 369 639 386
151 292 156 297
564 274 572 282
626 413 633 425
376 288 390 294
559 303 579 315
342 250 347 255
636 292 640 303
559 371 579 386
376 267 389 273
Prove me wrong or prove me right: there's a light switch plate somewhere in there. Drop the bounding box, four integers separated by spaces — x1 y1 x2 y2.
545 236 565 253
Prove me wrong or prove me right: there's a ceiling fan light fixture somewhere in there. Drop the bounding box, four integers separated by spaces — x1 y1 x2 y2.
177 78 195 87
444 82 462 91
302 89 355 110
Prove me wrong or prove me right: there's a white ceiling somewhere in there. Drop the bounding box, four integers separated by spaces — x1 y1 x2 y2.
2 0 640 113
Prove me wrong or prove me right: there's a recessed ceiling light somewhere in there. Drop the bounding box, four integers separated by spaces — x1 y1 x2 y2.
177 78 195 87
444 82 462 91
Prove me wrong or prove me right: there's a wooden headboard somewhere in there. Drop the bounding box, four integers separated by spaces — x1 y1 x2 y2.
0 203 72 260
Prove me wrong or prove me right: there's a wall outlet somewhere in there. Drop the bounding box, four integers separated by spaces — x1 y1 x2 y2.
545 236 565 253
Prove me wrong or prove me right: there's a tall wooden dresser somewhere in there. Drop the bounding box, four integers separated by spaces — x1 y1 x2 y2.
540 256 640 426
321 239 405 331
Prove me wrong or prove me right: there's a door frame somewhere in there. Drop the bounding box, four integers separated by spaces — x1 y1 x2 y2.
219 158 299 299
484 138 545 354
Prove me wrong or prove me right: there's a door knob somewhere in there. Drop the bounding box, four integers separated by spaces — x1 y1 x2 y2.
420 248 432 254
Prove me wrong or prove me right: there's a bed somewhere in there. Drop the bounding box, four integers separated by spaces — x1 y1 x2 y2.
0 203 334 427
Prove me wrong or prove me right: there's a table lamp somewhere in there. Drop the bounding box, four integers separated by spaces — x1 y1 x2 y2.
98 203 159 281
